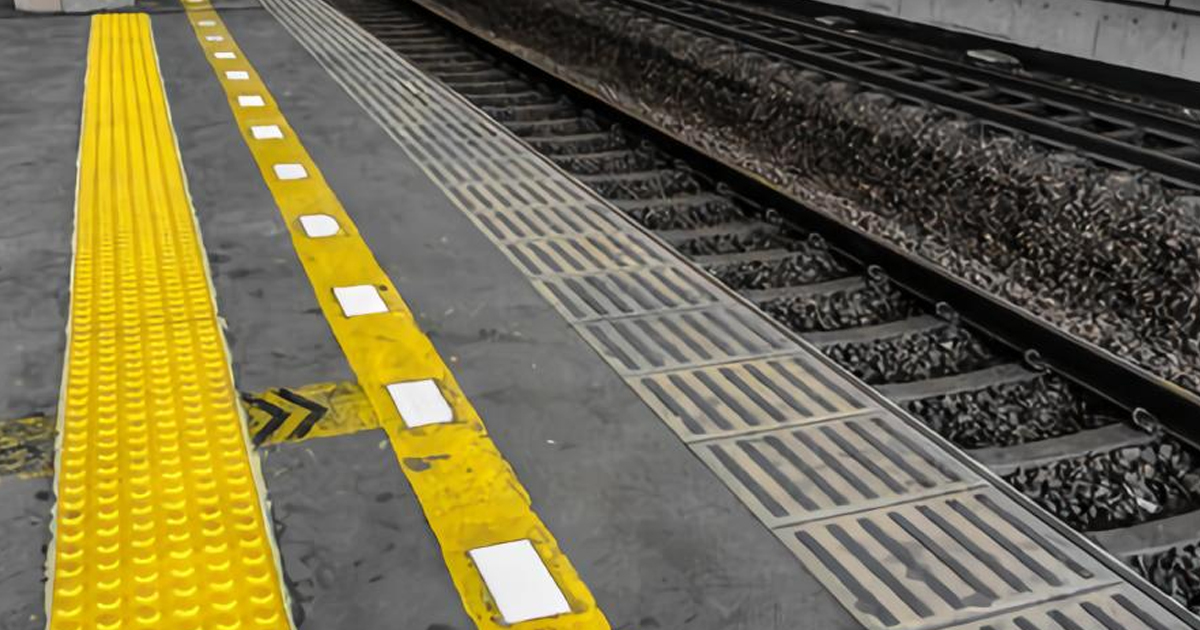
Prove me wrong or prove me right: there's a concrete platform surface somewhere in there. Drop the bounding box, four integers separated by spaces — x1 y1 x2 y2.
0 5 855 630
0 2 1195 630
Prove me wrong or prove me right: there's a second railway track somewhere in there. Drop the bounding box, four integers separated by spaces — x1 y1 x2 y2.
330 0 1200 616
611 0 1200 189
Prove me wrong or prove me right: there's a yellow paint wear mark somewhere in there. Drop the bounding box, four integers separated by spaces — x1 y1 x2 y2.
182 5 609 628
50 14 291 630
243 381 377 446
0 414 54 478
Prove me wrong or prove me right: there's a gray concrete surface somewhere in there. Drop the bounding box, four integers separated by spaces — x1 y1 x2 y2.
13 0 131 14
216 6 859 629
261 430 473 630
809 0 1200 81
0 23 79 623
61 0 132 12
13 0 62 13
0 476 53 630
0 16 86 421
137 0 264 12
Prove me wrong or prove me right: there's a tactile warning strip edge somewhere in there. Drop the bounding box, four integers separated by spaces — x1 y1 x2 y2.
256 1 1196 628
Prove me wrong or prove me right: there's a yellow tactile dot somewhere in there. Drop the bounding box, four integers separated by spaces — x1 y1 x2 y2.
48 14 291 630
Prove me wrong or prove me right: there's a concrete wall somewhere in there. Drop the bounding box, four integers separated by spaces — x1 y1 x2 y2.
810 0 1200 81
15 0 132 13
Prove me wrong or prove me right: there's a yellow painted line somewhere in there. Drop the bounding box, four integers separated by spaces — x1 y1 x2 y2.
181 5 610 628
49 14 291 630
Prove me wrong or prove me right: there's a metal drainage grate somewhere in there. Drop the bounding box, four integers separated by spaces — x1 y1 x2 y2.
578 306 796 374
504 232 672 276
629 354 867 439
696 414 978 526
938 584 1192 630
532 266 726 321
782 488 1111 630
471 202 627 242
446 176 593 213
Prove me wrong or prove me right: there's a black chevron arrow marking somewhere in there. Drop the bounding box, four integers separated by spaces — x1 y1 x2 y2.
243 393 289 447
275 388 328 441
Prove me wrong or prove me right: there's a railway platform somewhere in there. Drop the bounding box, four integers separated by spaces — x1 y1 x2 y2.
0 1 1194 629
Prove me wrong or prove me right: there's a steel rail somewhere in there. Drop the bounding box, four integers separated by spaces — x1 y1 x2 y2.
610 0 1200 189
706 0 1200 142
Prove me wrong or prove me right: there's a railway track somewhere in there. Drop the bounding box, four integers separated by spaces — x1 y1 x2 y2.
331 0 1200 615
724 0 1198 122
609 0 1200 189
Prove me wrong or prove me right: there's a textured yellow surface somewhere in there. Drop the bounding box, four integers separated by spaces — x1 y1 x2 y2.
48 14 291 630
183 4 610 628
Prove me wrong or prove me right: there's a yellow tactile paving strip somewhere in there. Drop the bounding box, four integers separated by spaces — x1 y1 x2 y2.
180 3 610 628
48 14 292 630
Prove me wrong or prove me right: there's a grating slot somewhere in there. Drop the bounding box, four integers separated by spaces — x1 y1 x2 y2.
421 156 550 186
938 584 1192 630
629 354 869 437
472 203 628 241
405 122 516 162
505 232 671 276
696 415 979 525
447 177 595 212
532 266 726 320
783 488 1112 630
579 306 795 373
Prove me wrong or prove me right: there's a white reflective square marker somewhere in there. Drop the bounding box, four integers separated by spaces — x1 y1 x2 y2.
273 164 308 181
198 19 215 26
225 70 250 81
205 35 224 42
469 540 571 624
237 95 264 108
386 380 453 427
214 51 236 60
298 214 339 238
250 125 283 140
333 285 387 317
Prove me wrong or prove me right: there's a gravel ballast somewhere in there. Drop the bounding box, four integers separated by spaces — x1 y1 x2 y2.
1005 440 1200 531
1133 544 1200 615
903 374 1119 448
